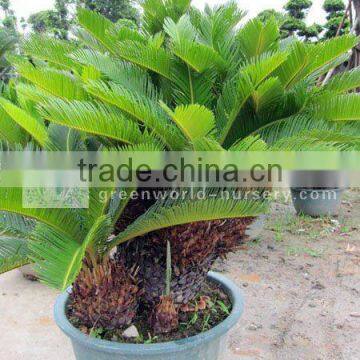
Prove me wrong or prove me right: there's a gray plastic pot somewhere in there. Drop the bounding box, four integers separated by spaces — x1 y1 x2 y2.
54 272 244 360
291 188 344 217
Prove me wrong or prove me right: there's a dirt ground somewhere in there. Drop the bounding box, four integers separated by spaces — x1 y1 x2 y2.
0 190 359 360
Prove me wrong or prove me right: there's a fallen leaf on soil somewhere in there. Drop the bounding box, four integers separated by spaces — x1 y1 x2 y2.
232 348 261 356
179 304 195 313
345 244 357 253
236 273 261 283
38 316 53 326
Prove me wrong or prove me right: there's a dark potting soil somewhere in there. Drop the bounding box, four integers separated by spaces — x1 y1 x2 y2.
68 279 231 344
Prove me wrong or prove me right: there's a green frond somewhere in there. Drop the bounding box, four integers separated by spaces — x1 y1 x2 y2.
115 40 173 80
29 214 113 290
0 106 27 146
310 94 360 121
39 99 144 145
0 236 29 274
15 64 87 101
164 16 225 72
22 35 81 73
250 77 284 115
47 125 86 151
191 137 225 151
272 41 308 88
16 83 58 104
0 188 85 242
271 130 357 151
236 17 279 59
322 68 360 94
85 80 186 149
194 1 244 60
161 102 215 142
0 212 34 237
72 26 108 53
302 35 358 79
110 195 268 247
217 51 288 145
29 224 84 290
141 0 191 35
0 98 51 148
77 8 117 54
70 49 159 98
108 23 146 43
230 135 268 151
170 64 216 106
254 114 331 144
85 215 112 256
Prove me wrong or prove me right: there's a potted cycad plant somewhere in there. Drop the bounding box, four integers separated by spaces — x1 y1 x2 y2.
1 0 360 359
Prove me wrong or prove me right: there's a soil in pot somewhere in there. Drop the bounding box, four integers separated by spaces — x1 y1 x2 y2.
67 279 231 344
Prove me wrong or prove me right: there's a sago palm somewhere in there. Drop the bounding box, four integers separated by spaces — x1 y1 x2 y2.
0 0 360 334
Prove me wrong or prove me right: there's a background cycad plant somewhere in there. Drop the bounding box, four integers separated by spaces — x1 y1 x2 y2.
0 0 360 334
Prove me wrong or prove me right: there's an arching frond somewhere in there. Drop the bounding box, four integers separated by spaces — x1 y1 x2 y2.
272 41 308 88
115 40 173 80
15 64 87 101
170 63 216 106
0 106 27 145
309 94 360 121
77 7 117 54
0 188 85 241
161 102 215 141
302 35 358 79
164 16 225 72
0 236 29 274
217 51 288 145
85 80 186 149
22 35 80 72
29 214 112 290
141 0 191 35
236 17 279 59
70 49 159 98
322 68 360 94
230 135 268 151
109 195 268 247
39 99 144 145
0 98 51 148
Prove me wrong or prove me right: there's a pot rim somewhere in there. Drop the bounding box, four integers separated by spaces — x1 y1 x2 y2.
291 187 345 192
54 271 244 355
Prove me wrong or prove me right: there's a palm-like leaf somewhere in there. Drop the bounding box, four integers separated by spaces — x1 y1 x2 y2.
0 236 29 274
110 194 268 247
0 188 85 241
39 99 145 146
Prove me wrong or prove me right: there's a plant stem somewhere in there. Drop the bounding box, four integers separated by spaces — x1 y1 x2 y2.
165 240 172 296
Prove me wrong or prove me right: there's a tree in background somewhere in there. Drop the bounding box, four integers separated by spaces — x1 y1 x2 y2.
299 22 323 40
28 0 72 39
323 0 350 39
257 1 322 40
76 0 139 24
28 0 139 37
0 0 17 34
282 0 322 40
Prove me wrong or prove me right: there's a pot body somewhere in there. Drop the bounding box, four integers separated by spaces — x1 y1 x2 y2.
54 272 244 360
291 188 344 217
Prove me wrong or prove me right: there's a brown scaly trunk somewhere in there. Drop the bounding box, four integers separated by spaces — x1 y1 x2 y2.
118 217 254 307
68 257 141 329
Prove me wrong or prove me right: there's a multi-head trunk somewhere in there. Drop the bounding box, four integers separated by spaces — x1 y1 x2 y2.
68 257 141 329
118 216 254 307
